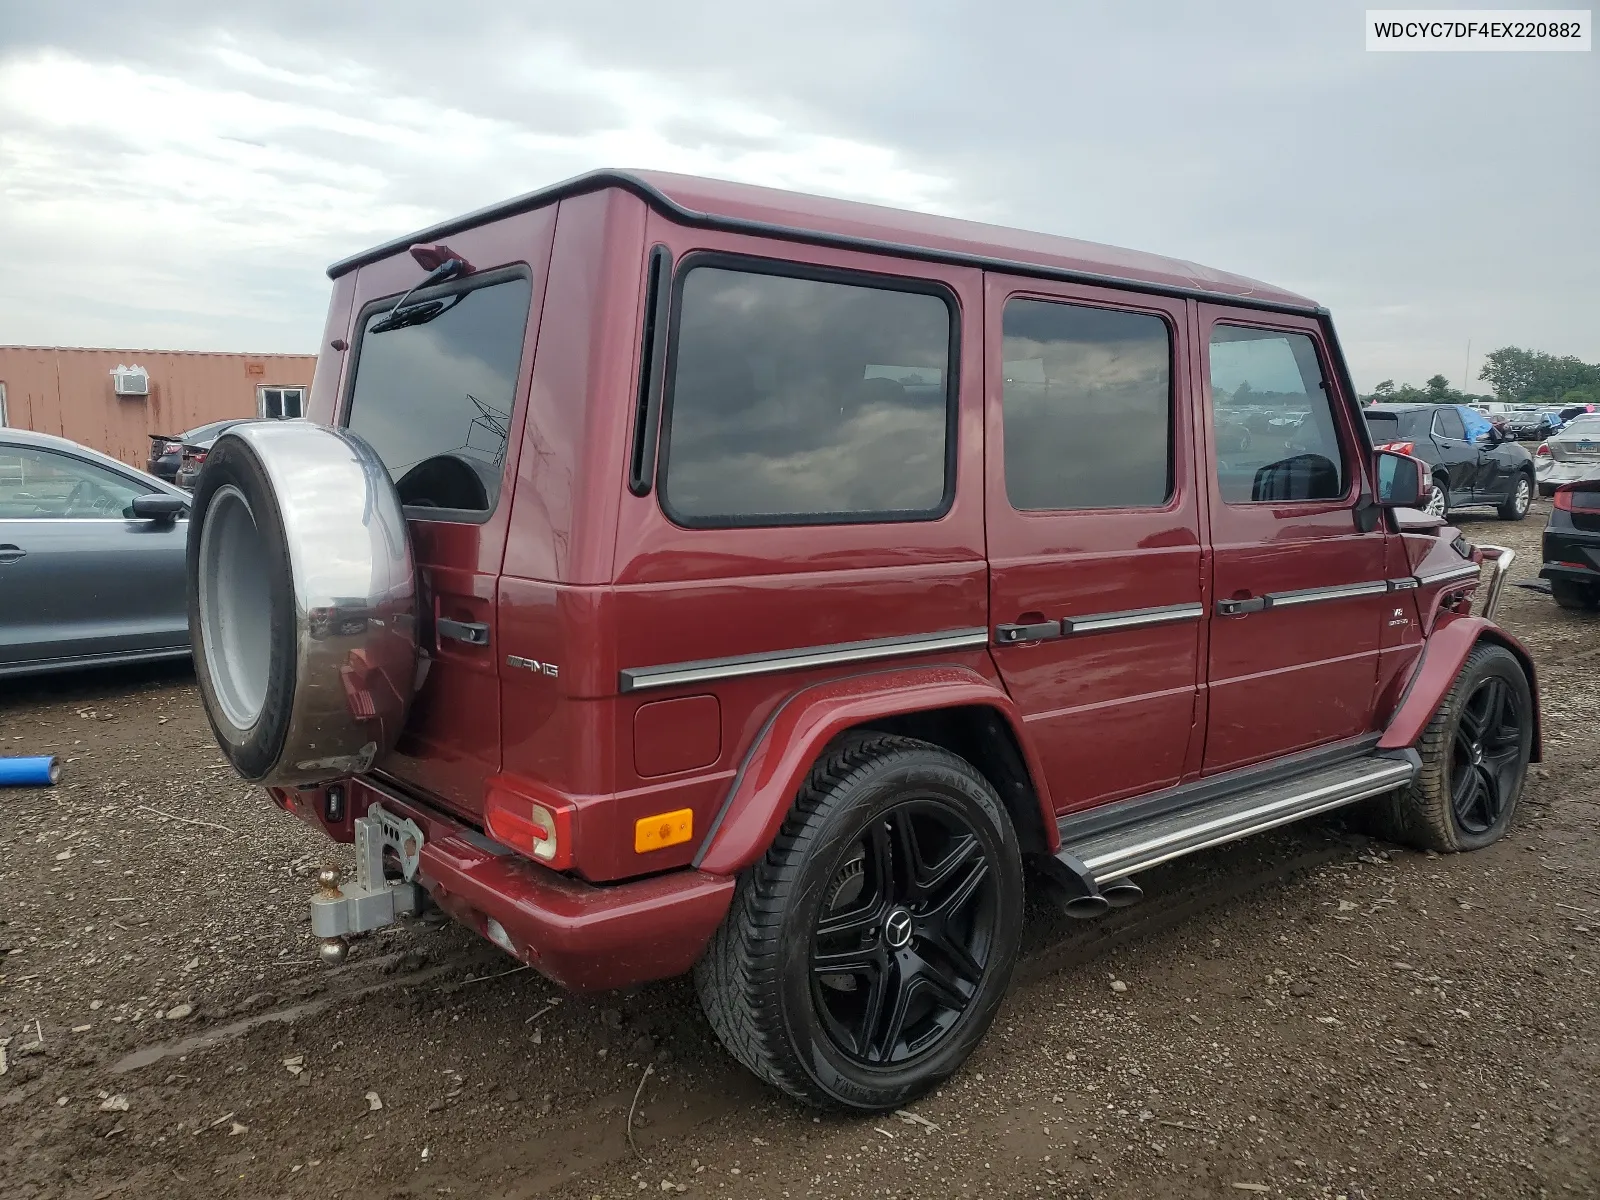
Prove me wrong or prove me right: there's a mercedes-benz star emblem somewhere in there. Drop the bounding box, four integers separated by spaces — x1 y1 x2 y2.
884 908 914 949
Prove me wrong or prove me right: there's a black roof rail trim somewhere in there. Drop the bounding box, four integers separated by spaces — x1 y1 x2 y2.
324 170 1324 318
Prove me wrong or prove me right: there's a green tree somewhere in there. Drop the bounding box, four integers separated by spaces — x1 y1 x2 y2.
1480 347 1600 405
1425 374 1454 401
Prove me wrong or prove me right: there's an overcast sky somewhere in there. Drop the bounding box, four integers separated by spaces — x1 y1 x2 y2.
1 1 1593 390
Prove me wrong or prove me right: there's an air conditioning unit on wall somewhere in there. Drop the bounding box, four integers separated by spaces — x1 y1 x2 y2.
111 364 150 397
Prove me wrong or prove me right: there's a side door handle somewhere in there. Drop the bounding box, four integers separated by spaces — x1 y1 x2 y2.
437 618 490 646
0 544 24 565
994 619 1063 644
1217 596 1267 616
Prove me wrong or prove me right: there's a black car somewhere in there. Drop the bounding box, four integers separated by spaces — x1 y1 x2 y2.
1539 481 1600 610
1503 407 1556 441
146 419 249 483
1362 403 1535 520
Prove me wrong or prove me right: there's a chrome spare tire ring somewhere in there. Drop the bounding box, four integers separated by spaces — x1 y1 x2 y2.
197 484 274 732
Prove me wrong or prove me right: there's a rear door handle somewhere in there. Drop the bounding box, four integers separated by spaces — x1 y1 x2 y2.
0 544 24 565
437 618 490 646
994 619 1063 644
1217 596 1267 616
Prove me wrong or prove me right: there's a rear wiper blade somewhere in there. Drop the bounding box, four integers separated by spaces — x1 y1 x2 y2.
370 257 468 334
370 294 463 333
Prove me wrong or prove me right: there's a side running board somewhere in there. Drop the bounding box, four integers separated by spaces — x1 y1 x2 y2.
1058 752 1419 888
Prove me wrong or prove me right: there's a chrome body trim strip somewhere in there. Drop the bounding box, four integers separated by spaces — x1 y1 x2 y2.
619 627 990 694
1415 563 1482 587
1264 580 1391 609
1079 759 1416 881
1059 602 1204 636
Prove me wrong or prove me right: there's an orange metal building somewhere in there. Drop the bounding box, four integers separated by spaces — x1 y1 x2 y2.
0 346 316 468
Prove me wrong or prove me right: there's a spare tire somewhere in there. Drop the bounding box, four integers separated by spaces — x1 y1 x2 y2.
187 421 419 786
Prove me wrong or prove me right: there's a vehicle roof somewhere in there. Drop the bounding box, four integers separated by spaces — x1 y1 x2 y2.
329 169 1319 314
1 427 186 495
1363 404 1460 415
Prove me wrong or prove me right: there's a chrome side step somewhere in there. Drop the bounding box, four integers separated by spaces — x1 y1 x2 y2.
1061 753 1418 885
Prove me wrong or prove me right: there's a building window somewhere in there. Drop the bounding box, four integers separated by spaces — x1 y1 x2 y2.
259 386 306 419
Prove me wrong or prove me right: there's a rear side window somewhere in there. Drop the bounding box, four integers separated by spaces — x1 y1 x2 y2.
1433 407 1467 440
1209 326 1345 504
1001 299 1172 510
660 264 953 526
346 273 533 517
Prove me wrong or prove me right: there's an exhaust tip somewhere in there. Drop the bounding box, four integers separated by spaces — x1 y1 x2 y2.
1062 893 1112 919
1101 879 1144 908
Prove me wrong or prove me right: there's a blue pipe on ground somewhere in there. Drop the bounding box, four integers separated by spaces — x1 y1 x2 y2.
0 755 61 786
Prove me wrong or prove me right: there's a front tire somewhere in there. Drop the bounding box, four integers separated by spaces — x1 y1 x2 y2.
695 732 1024 1111
1367 644 1533 853
1497 474 1533 521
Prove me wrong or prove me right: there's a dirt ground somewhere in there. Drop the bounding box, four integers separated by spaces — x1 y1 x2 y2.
3 501 1596 1200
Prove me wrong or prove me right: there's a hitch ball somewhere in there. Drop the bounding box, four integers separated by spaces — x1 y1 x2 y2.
318 936 350 966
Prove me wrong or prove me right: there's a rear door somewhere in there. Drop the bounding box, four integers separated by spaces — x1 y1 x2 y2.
983 278 1203 814
1428 405 1477 499
0 444 186 667
338 212 556 818
1199 309 1391 773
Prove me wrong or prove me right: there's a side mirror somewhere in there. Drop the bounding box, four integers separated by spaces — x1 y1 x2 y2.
132 493 187 524
1374 449 1428 508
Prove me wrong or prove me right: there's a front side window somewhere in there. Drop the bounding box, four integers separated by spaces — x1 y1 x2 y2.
346 274 532 516
1209 326 1346 503
0 446 150 518
660 264 953 526
1001 298 1172 511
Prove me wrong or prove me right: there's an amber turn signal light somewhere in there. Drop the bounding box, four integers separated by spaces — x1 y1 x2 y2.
635 808 693 854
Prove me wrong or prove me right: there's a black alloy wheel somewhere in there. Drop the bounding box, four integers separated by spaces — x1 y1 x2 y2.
695 732 1024 1110
810 800 999 1065
1449 675 1524 834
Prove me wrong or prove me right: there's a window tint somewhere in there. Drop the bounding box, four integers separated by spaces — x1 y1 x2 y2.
0 446 150 519
1209 326 1345 503
661 265 952 525
1433 407 1466 440
346 275 532 515
1000 299 1171 510
1363 411 1400 441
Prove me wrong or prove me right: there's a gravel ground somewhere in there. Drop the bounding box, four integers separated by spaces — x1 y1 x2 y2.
2 501 1596 1200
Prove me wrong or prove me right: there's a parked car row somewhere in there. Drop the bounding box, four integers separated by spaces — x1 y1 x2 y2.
1363 402 1536 519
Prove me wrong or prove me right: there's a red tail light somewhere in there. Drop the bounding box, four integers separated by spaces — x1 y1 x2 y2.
163 441 183 455
1554 485 1600 514
1377 440 1415 455
484 778 574 870
1537 442 1551 456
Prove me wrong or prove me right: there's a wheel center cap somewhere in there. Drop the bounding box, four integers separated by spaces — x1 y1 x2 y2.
883 907 914 949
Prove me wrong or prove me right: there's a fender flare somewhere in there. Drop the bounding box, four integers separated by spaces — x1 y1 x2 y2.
693 664 1055 877
1378 614 1541 762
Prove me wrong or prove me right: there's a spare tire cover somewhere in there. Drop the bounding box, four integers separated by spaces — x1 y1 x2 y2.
187 421 418 786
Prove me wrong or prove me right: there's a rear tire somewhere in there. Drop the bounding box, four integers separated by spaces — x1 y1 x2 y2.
1551 579 1600 611
694 732 1024 1111
1366 644 1533 853
1424 477 1450 518
1496 474 1532 521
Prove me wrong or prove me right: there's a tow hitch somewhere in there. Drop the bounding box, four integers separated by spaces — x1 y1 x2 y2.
310 801 423 964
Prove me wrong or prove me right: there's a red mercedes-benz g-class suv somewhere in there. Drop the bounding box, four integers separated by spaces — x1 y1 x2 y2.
187 170 1536 1112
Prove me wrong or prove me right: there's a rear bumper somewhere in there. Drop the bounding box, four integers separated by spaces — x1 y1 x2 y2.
1541 528 1600 580
1536 459 1600 486
297 778 736 992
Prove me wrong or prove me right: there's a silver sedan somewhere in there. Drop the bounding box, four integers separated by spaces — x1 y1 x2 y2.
1537 414 1600 496
0 428 191 677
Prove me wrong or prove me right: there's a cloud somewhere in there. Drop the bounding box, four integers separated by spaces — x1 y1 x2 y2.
0 0 1593 391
